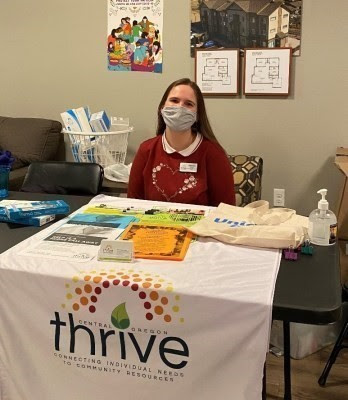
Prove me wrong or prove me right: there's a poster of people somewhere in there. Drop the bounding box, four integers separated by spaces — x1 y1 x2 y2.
107 0 163 73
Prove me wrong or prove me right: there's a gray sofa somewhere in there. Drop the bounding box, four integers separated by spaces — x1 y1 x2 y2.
0 116 64 190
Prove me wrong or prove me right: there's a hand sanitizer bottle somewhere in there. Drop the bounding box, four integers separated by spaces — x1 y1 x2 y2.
308 189 337 246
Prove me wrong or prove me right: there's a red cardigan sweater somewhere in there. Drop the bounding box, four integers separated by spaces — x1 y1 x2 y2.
127 135 235 207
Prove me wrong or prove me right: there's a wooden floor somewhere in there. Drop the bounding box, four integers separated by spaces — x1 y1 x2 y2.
265 345 348 399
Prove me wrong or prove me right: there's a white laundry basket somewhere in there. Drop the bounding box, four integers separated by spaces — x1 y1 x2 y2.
64 128 133 168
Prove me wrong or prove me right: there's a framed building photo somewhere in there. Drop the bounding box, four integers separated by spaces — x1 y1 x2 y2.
243 48 291 96
191 1 303 57
195 48 239 96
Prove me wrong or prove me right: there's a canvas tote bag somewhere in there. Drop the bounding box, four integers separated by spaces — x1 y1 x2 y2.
189 200 309 249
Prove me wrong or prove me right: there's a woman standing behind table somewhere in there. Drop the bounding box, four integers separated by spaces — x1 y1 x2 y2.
127 78 236 206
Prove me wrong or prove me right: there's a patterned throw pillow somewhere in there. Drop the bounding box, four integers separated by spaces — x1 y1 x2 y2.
228 155 263 207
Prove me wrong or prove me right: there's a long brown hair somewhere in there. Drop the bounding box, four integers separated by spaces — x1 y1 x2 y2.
156 78 219 144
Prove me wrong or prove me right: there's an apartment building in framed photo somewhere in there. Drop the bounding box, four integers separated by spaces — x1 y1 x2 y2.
191 0 302 55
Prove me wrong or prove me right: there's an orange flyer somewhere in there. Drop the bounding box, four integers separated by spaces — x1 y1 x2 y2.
120 223 194 261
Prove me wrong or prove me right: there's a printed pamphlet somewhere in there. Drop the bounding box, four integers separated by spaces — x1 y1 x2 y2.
84 205 206 227
19 212 136 262
120 223 194 261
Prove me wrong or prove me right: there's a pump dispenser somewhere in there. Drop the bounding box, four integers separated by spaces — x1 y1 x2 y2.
317 189 329 211
308 189 337 246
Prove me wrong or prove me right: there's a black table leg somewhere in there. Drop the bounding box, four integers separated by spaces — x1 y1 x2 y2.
262 362 266 400
283 321 292 400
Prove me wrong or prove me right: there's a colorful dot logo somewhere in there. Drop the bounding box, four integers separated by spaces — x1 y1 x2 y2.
62 268 184 324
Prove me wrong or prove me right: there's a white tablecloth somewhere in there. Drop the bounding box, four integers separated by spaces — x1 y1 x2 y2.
0 196 281 400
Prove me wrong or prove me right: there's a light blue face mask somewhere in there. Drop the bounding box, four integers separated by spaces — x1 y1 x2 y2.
161 106 197 132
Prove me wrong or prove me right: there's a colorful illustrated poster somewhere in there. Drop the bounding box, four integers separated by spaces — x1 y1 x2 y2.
107 0 163 73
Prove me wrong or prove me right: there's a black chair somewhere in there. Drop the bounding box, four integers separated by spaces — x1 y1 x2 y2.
318 281 348 386
21 161 104 196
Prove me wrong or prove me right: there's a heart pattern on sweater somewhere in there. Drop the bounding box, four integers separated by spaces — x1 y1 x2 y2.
152 163 198 201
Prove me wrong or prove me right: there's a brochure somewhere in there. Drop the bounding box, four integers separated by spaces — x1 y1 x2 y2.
120 223 195 261
19 212 135 262
84 205 206 227
5 200 70 220
66 213 135 230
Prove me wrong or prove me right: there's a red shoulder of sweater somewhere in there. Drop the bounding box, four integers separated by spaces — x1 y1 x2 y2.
139 136 161 151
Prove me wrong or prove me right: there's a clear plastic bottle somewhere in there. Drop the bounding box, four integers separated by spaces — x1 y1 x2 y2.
308 189 337 246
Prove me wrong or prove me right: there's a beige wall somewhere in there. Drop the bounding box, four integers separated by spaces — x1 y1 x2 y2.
0 0 347 215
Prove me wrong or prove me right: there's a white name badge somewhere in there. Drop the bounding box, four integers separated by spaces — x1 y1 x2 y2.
98 239 134 262
180 162 198 173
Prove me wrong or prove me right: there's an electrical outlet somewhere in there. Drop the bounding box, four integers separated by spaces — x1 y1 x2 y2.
274 188 285 207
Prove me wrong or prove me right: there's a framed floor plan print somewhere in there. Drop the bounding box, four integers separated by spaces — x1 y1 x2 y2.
243 48 292 96
195 48 239 96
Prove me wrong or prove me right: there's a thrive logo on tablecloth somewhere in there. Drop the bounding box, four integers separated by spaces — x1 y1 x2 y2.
49 267 188 382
